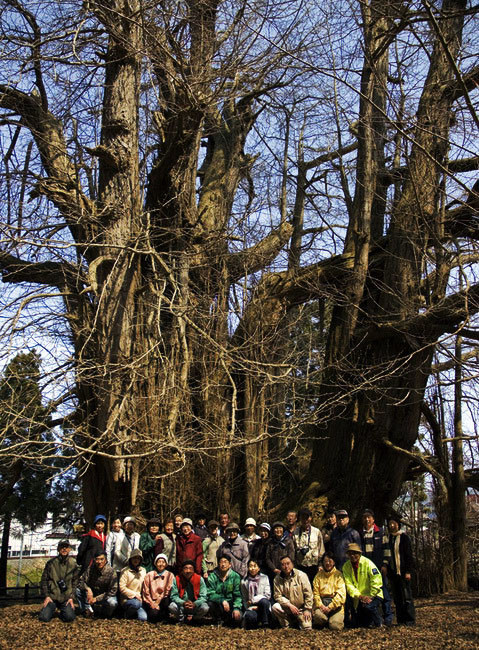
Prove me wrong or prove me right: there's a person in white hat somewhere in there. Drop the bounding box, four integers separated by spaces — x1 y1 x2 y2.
141 553 174 623
112 516 140 571
176 518 203 574
242 517 260 551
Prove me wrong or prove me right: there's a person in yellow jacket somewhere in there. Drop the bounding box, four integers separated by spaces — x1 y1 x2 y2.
312 552 346 630
342 543 383 628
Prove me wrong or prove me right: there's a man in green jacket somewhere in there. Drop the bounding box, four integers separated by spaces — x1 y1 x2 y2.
206 555 242 626
39 540 79 623
342 543 383 628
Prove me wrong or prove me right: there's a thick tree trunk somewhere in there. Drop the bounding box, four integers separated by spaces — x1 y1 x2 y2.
299 0 469 520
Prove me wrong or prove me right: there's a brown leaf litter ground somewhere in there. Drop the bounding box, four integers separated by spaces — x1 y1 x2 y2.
0 592 478 649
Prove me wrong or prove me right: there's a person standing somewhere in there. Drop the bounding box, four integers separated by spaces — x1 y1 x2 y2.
329 509 361 569
284 511 297 539
174 513 184 536
176 518 203 575
250 523 271 577
330 509 361 626
293 508 325 584
140 517 162 572
242 518 260 551
321 510 337 550
154 518 176 572
387 513 416 626
217 522 250 578
113 516 141 570
194 514 209 541
218 512 230 539
265 521 295 582
77 514 107 574
105 517 124 570
360 509 393 626
38 540 79 623
202 520 224 580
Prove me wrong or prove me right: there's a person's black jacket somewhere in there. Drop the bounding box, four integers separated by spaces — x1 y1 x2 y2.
388 532 415 577
77 530 105 574
250 538 270 576
265 535 295 575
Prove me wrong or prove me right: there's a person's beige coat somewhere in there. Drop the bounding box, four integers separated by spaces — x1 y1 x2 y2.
118 564 146 604
273 568 313 610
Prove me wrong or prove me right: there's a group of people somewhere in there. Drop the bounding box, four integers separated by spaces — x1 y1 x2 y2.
39 507 415 631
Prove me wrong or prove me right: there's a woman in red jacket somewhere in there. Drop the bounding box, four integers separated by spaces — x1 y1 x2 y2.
175 518 203 574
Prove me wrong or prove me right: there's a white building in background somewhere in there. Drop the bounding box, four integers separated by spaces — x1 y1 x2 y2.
1 514 78 559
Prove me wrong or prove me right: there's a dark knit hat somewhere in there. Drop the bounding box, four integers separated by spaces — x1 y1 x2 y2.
181 559 195 569
147 517 162 527
387 512 402 526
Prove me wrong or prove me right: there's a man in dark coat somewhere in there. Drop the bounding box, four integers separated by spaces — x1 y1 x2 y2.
330 509 361 627
329 510 361 570
77 550 117 618
39 540 79 622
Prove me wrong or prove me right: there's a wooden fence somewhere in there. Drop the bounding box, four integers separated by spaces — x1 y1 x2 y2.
0 583 42 605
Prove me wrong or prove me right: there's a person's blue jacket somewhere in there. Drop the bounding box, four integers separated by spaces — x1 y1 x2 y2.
330 526 361 569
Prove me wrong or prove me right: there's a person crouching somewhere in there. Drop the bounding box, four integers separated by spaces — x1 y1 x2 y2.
39 540 79 623
169 560 209 624
118 548 147 621
141 553 174 623
342 543 383 628
76 550 117 618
